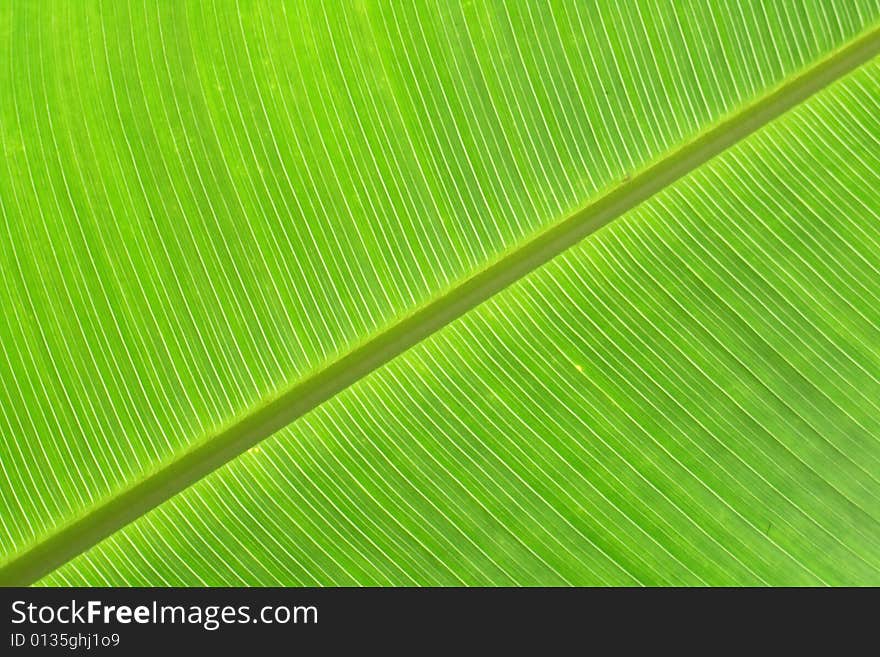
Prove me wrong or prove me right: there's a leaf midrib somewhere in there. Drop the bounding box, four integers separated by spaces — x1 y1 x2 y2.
3 24 879 587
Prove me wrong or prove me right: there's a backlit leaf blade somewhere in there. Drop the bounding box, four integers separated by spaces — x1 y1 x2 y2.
1 1 879 585
41 54 880 586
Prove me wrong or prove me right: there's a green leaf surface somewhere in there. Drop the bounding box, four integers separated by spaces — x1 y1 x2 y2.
43 51 880 586
1 1 879 585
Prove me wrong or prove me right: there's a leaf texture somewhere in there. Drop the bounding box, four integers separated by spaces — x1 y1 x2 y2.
0 1 879 585
43 53 880 586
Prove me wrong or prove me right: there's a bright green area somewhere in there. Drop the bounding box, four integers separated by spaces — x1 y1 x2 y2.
1 1 879 584
45 56 880 586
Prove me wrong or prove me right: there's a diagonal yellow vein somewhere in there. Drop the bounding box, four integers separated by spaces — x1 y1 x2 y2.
1 24 879 587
